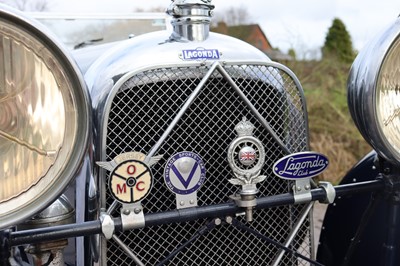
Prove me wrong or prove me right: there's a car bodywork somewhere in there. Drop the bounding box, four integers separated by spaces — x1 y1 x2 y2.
1 1 400 266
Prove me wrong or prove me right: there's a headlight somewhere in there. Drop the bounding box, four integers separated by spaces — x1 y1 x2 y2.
0 5 90 228
348 18 400 165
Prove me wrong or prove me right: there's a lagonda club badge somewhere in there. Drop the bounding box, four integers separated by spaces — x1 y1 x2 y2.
273 151 329 180
97 152 162 204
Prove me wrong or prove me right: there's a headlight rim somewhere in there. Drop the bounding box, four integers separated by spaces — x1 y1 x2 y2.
348 18 400 165
0 4 91 229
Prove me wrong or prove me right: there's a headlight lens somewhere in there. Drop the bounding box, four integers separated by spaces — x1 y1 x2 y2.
348 19 400 165
0 6 89 228
376 40 400 159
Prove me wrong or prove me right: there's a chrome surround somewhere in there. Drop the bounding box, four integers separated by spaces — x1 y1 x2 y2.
0 4 91 229
348 17 400 164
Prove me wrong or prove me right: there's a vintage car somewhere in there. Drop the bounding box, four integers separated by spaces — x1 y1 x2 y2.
0 0 399 265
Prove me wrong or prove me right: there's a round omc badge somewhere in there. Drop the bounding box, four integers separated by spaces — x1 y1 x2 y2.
109 159 153 203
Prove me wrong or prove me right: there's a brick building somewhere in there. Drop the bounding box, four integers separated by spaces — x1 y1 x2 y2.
212 22 292 61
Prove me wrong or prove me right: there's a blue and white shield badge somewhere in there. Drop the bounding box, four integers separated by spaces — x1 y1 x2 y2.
164 151 206 209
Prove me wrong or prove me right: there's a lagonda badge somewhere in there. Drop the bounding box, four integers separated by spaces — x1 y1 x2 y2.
273 151 329 180
97 152 162 203
180 48 220 61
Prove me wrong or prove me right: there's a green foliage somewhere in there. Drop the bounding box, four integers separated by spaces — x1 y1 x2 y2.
287 57 371 183
322 18 355 63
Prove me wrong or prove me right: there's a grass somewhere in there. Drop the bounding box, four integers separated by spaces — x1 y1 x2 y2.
286 57 371 184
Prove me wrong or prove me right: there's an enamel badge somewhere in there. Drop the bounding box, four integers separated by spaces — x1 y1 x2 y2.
273 151 329 180
164 151 206 209
97 152 162 204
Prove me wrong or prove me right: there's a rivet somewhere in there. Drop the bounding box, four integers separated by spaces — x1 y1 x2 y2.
134 208 142 214
189 200 195 204
123 209 130 215
180 201 185 206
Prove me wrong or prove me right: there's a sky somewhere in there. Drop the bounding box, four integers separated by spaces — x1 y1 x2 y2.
42 0 400 59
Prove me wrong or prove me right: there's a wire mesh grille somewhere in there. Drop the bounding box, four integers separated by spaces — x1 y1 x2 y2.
104 64 311 265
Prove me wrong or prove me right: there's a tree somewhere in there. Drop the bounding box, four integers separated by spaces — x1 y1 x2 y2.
0 0 48 11
322 18 355 63
213 5 251 26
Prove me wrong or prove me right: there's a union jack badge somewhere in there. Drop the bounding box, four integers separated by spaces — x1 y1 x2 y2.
227 118 266 185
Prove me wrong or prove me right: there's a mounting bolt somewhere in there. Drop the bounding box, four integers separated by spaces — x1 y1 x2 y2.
215 218 222 226
225 216 233 224
189 200 195 205
180 201 185 206
122 209 130 215
134 208 142 214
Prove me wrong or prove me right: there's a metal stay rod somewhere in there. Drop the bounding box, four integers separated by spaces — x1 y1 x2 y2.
144 179 384 227
10 220 102 246
8 179 384 246
216 64 291 154
146 62 219 159
271 202 314 266
309 179 384 201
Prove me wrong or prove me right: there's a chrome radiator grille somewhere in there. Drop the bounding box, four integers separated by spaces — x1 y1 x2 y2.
104 63 310 265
